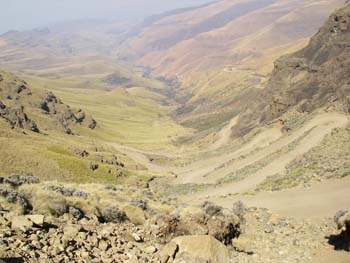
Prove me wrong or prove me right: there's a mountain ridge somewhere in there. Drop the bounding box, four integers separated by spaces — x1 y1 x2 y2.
117 0 346 129
233 3 350 137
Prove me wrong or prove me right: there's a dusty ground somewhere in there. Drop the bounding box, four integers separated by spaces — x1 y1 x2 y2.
109 110 350 262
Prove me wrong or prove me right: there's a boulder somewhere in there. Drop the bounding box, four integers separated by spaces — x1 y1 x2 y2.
144 246 157 254
68 206 84 220
171 235 230 263
62 225 81 241
11 216 33 231
0 187 30 211
26 215 44 226
0 104 39 132
232 237 254 254
132 233 143 242
89 162 99 171
159 241 179 263
101 205 127 223
151 204 240 244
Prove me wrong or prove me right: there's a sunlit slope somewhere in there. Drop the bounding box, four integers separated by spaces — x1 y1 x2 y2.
22 75 192 149
0 71 155 184
119 0 345 128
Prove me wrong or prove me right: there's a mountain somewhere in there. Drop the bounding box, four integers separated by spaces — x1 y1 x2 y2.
233 2 350 136
1 2 350 263
0 23 165 91
118 0 346 128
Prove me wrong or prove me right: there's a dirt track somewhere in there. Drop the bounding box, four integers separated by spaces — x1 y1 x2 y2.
112 111 350 262
112 111 350 220
179 112 349 200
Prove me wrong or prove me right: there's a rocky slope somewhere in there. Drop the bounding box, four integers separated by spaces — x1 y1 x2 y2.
233 3 350 137
0 71 96 134
1 175 348 263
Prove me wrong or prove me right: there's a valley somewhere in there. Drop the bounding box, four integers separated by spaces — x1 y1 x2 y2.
0 0 350 262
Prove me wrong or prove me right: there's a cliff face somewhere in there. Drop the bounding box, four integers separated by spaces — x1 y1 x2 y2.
234 4 350 136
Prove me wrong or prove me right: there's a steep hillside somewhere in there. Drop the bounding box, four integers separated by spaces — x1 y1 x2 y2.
234 3 350 137
118 0 346 128
154 4 350 208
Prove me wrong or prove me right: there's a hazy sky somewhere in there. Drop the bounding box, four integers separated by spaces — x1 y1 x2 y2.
0 0 210 34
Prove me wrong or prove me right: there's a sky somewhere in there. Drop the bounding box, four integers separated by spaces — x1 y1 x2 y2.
0 0 210 34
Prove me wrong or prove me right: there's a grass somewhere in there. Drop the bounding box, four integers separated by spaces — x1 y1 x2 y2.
0 68 193 184
45 145 118 184
22 74 193 151
1 57 193 186
0 124 151 184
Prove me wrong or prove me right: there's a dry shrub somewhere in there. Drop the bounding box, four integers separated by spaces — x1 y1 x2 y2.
31 190 67 216
100 205 127 223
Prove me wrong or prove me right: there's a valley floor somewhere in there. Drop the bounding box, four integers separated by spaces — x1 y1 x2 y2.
110 111 349 217
108 110 350 262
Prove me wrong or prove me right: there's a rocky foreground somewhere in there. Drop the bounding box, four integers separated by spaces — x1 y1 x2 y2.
0 175 349 263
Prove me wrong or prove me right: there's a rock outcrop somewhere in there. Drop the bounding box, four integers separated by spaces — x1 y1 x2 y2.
0 101 39 132
0 71 97 134
233 3 350 136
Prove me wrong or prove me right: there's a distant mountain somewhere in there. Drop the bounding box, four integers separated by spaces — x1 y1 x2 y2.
0 21 163 91
0 0 347 132
117 0 346 128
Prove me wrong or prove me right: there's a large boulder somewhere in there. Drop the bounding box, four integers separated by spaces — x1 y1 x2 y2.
149 202 240 245
165 235 230 263
11 216 33 231
26 215 44 226
11 215 45 231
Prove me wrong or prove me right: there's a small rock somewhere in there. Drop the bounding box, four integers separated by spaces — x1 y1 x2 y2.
145 246 157 254
132 233 143 242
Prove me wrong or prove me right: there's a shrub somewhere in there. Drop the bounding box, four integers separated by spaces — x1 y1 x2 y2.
100 205 127 223
31 190 68 217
